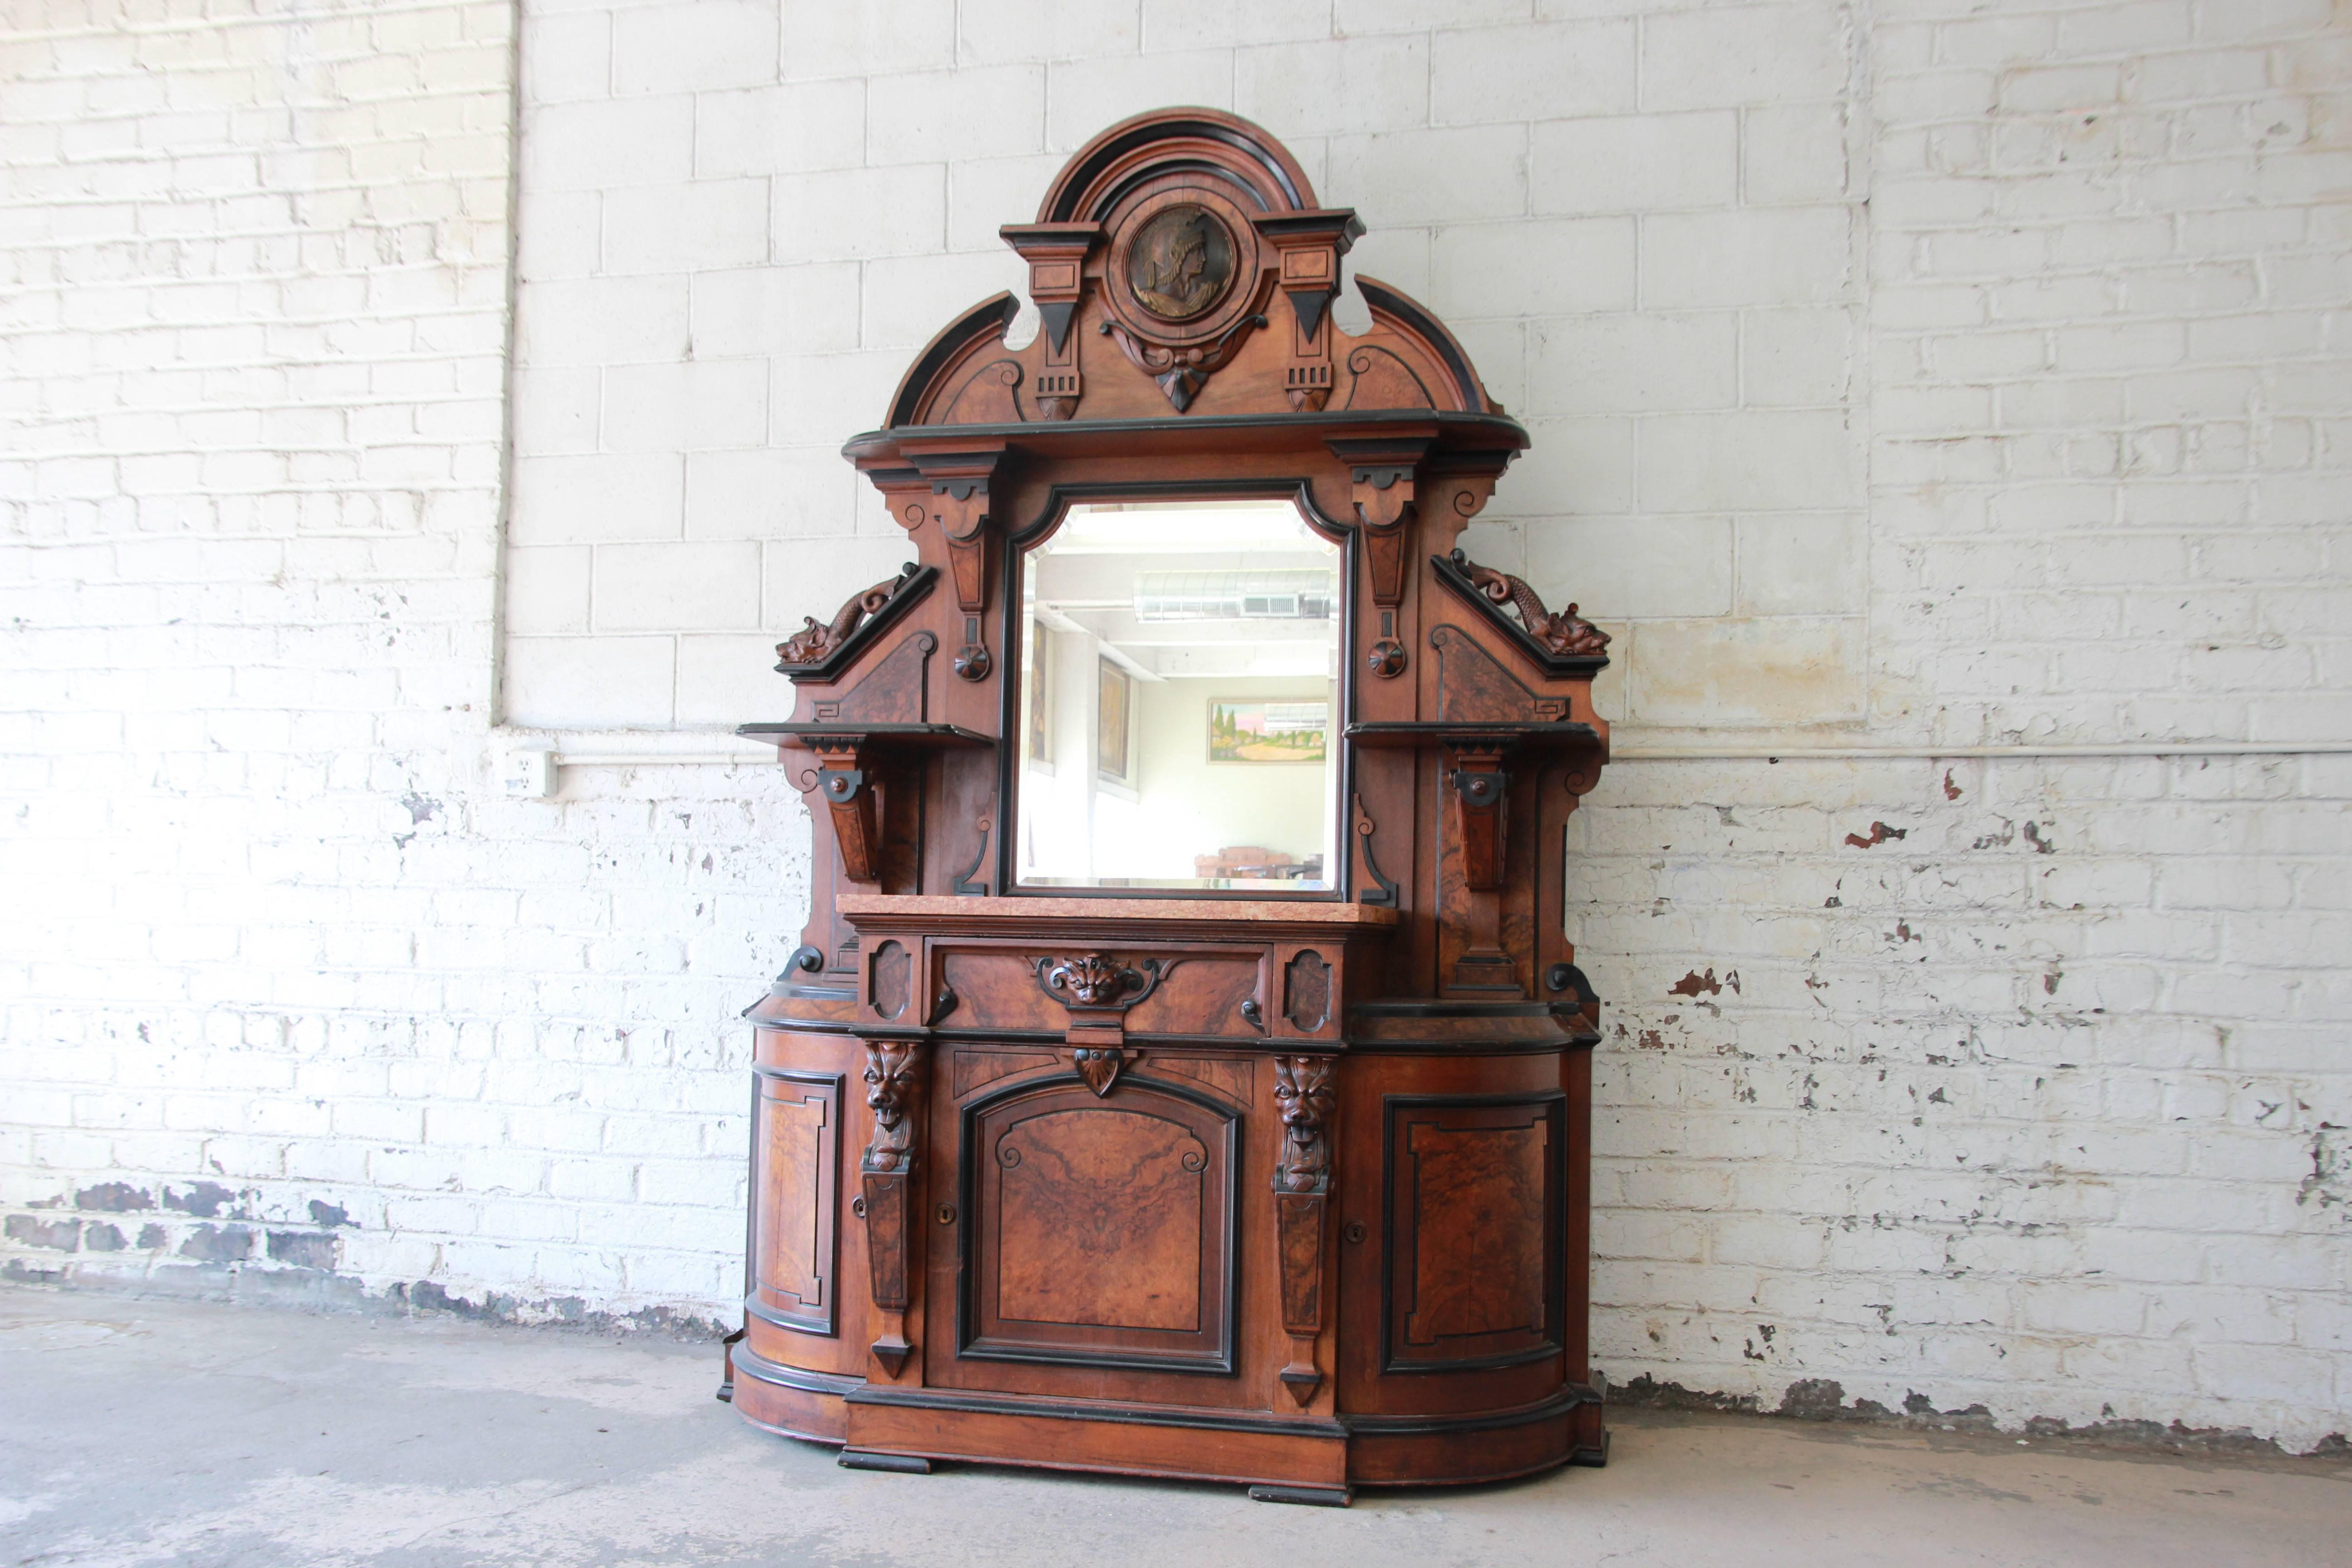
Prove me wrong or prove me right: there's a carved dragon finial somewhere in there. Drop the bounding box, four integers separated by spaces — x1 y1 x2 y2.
774 563 919 669
1450 549 1611 659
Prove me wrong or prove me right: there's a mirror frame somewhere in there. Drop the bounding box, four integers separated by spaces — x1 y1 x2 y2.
996 481 1358 901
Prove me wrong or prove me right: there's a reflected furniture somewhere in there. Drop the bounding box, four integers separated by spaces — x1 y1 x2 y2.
726 108 1615 1505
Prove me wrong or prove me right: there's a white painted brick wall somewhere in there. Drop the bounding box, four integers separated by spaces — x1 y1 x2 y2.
4 0 2347 1450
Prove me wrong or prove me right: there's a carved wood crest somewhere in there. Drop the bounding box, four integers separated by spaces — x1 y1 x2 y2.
1032 953 1177 1010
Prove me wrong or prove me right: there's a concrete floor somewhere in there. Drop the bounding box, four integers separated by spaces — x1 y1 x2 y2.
3 1287 2345 1568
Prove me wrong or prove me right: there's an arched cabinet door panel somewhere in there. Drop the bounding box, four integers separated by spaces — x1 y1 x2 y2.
960 1077 1239 1375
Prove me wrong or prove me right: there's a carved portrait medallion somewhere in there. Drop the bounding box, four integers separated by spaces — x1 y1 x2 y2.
1126 204 1235 322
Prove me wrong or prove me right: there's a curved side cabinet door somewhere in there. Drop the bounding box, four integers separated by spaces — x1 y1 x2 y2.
1383 1092 1566 1374
751 1068 843 1336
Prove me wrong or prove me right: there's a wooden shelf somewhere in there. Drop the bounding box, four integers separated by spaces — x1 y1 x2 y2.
736 722 995 749
1343 720 1600 749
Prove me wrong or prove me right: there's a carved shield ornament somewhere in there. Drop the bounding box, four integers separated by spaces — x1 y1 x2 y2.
1127 204 1235 322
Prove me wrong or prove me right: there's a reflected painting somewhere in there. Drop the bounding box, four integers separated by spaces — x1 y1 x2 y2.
1208 701 1327 764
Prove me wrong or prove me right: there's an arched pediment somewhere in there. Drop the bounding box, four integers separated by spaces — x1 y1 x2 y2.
874 108 1507 431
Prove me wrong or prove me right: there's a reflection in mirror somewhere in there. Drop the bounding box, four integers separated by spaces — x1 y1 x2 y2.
1017 499 1340 892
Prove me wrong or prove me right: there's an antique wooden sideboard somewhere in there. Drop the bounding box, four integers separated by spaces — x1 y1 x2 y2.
725 108 1615 1505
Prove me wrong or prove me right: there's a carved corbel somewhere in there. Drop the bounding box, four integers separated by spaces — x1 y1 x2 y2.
1001 221 1099 421
810 740 879 884
1445 738 1511 892
918 480 991 614
1328 437 1432 606
889 449 1003 612
858 1040 924 1377
1271 1055 1337 1406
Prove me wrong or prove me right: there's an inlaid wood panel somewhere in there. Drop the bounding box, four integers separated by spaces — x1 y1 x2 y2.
1138 1053 1255 1107
963 1078 1237 1373
1383 1093 1564 1373
951 1046 1058 1098
751 1069 841 1336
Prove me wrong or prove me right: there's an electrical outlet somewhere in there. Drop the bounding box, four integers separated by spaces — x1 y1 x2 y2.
499 750 555 800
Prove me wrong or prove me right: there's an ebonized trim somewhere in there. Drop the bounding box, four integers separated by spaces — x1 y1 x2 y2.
1350 999 1589 1020
729 1343 866 1397
843 409 1530 460
1345 720 1600 747
884 293 1022 428
735 722 994 746
756 1018 1599 1053
1043 116 1307 221
1344 1382 1600 1436
846 1384 1347 1440
1354 278 1484 412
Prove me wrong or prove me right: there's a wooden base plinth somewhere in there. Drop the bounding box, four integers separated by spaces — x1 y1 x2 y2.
838 1448 933 1474
1250 1484 1354 1507
842 1390 1351 1492
728 1344 856 1444
725 1367 1605 1496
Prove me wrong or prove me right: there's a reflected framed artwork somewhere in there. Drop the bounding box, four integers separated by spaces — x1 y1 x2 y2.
1027 625 1054 767
1208 700 1328 764
1097 659 1132 785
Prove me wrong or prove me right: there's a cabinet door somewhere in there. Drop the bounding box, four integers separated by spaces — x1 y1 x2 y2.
960 1077 1239 1374
751 1069 842 1336
1383 1092 1565 1373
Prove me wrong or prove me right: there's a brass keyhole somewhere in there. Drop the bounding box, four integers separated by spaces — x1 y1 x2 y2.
937 1204 957 1225
850 1196 867 1219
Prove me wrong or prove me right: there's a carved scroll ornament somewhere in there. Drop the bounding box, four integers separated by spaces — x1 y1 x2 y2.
775 564 919 668
1451 549 1611 658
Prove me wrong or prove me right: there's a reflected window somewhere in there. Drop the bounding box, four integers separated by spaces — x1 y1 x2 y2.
1015 499 1340 892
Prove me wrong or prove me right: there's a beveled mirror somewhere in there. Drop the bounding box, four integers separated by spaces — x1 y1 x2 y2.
1014 497 1340 891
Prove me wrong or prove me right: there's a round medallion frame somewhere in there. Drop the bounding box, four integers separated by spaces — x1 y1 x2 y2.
1102 183 1264 351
